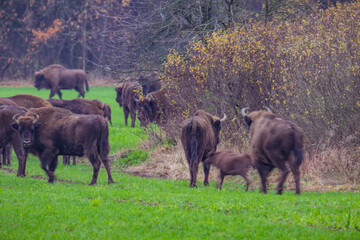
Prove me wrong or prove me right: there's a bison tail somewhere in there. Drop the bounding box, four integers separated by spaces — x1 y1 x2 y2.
99 121 110 161
186 120 199 166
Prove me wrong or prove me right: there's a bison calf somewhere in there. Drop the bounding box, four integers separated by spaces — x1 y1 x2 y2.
204 150 252 191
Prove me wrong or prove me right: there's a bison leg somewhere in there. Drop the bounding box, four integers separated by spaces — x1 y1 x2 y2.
218 172 225 190
289 161 301 195
190 162 199 187
257 162 273 194
47 157 58 183
49 89 57 98
203 160 211 186
4 144 12 165
57 90 63 100
100 157 114 184
63 155 70 165
124 108 130 126
242 172 252 192
276 165 290 195
72 156 76 166
130 111 136 128
88 155 101 185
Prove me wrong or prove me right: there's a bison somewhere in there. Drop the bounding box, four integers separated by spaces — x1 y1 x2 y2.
0 105 28 176
115 81 142 127
34 64 89 99
5 94 52 109
47 98 113 165
137 73 161 96
241 107 304 195
181 110 227 187
0 98 17 166
204 150 252 191
12 107 114 185
135 88 172 127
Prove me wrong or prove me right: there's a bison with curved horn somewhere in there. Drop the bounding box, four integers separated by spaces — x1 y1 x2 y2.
241 107 304 194
34 64 89 99
181 110 227 187
11 107 114 185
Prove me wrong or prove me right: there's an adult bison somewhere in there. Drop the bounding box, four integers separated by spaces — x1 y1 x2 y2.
135 88 172 127
12 107 114 185
137 73 161 96
0 98 17 166
34 64 89 99
241 107 304 195
47 98 112 165
181 110 227 187
115 81 142 127
0 105 28 176
5 94 52 109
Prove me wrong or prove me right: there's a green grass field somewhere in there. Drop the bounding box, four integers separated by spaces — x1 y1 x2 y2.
1 87 360 239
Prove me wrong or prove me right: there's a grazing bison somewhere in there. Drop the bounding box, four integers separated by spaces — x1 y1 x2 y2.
47 98 113 165
181 110 227 187
12 107 114 185
0 105 28 176
241 107 304 195
135 88 172 127
6 94 52 109
115 82 142 127
204 150 252 191
34 64 89 99
137 73 161 96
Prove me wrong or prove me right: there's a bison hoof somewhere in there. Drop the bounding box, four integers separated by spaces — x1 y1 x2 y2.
16 174 26 178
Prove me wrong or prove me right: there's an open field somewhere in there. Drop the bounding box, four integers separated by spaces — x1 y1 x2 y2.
1 86 360 239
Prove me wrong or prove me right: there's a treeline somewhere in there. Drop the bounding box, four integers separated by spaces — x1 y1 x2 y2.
0 0 352 79
163 1 360 149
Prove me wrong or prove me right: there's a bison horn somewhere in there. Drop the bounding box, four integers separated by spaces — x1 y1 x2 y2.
241 107 249 116
220 113 227 122
264 106 272 112
12 113 23 124
30 113 39 124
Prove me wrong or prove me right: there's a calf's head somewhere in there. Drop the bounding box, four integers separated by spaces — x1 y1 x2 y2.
11 113 41 148
136 96 155 127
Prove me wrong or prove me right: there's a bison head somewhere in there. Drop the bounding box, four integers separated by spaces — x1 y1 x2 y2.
136 96 156 127
241 107 276 136
11 113 41 149
34 72 50 90
102 103 112 126
195 110 227 145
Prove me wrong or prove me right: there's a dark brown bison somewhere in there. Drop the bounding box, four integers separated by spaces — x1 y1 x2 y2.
181 110 227 187
47 98 112 165
137 73 161 96
0 98 17 166
115 82 142 127
0 105 28 176
6 94 52 109
12 107 114 185
135 88 172 127
204 150 252 191
241 107 304 195
47 98 112 126
34 64 89 99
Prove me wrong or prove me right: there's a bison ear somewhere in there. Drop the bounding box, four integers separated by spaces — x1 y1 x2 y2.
214 119 221 129
244 116 252 127
11 123 19 130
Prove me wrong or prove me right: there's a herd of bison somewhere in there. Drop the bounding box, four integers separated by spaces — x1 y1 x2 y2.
0 64 304 195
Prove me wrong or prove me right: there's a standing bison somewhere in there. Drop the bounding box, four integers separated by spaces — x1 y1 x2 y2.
115 82 142 127
34 64 89 99
135 89 172 127
241 107 304 195
137 73 161 96
0 105 28 176
12 107 114 185
181 110 227 187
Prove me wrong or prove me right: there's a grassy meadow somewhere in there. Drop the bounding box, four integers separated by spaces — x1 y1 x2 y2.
0 86 360 239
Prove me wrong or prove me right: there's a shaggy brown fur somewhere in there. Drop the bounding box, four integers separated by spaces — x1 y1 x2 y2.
137 73 161 96
34 64 89 99
204 150 252 191
12 107 114 185
242 109 304 195
6 94 52 108
0 105 28 176
115 82 142 127
181 110 227 187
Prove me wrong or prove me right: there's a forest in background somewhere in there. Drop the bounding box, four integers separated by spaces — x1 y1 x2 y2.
0 0 353 79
